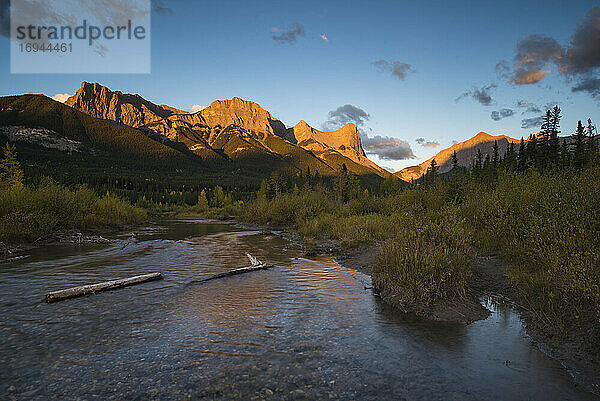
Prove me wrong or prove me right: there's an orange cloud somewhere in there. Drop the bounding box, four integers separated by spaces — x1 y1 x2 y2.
509 68 551 85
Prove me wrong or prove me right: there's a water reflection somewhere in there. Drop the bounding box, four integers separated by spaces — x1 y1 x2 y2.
0 219 595 400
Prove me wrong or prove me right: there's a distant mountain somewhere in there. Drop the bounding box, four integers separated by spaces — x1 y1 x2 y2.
63 82 388 177
291 120 389 176
395 132 520 181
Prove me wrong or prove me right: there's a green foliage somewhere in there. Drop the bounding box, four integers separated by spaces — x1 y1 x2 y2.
196 189 209 211
0 143 24 189
0 179 146 243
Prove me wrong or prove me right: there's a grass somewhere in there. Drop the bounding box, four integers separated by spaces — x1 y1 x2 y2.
231 166 600 354
0 179 147 244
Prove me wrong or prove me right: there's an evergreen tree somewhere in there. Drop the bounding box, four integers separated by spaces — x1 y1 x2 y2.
425 158 439 185
559 139 571 170
586 118 597 164
334 163 350 202
548 106 561 168
573 120 587 171
473 149 483 178
504 142 517 171
0 143 24 189
517 137 526 172
539 110 552 169
492 140 500 169
451 150 459 172
526 134 538 169
541 110 552 140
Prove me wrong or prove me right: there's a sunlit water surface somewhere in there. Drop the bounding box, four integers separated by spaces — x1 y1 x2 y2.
0 219 596 400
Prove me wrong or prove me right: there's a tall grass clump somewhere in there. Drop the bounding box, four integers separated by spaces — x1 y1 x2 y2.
372 211 474 310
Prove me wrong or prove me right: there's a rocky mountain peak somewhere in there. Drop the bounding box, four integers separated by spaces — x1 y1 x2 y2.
200 97 289 138
65 81 178 128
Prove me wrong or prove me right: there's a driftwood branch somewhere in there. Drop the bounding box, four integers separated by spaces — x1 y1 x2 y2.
188 255 274 285
45 272 163 303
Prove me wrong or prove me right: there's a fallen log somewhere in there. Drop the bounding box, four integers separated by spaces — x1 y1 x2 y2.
45 272 162 303
188 263 275 285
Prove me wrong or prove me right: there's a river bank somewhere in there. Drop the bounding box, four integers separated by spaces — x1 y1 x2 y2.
312 238 600 396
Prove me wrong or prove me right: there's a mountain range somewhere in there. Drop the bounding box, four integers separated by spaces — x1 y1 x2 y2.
62 82 388 178
1 81 538 189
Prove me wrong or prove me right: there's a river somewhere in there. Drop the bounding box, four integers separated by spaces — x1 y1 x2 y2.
0 219 596 400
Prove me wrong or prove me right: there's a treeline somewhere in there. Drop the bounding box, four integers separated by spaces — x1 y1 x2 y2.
421 107 598 186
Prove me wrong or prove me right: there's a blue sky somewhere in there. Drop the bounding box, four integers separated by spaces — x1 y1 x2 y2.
1 0 599 171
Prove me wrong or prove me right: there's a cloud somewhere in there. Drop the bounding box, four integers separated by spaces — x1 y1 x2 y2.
521 116 544 129
560 7 600 76
320 34 328 42
490 108 515 121
372 60 416 80
495 60 511 79
506 35 563 85
415 138 440 148
51 93 71 103
322 104 370 130
190 104 205 113
516 100 542 114
500 7 599 96
271 23 305 44
362 135 416 160
455 84 497 106
510 68 551 85
571 77 600 99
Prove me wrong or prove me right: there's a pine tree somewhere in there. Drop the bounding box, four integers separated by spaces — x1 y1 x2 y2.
559 139 571 170
539 110 552 169
492 140 500 169
586 118 597 165
473 149 483 177
451 150 459 172
425 158 439 185
541 110 552 140
334 163 350 202
526 134 538 169
573 120 587 171
517 137 526 171
0 143 24 189
504 142 517 171
548 106 561 168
